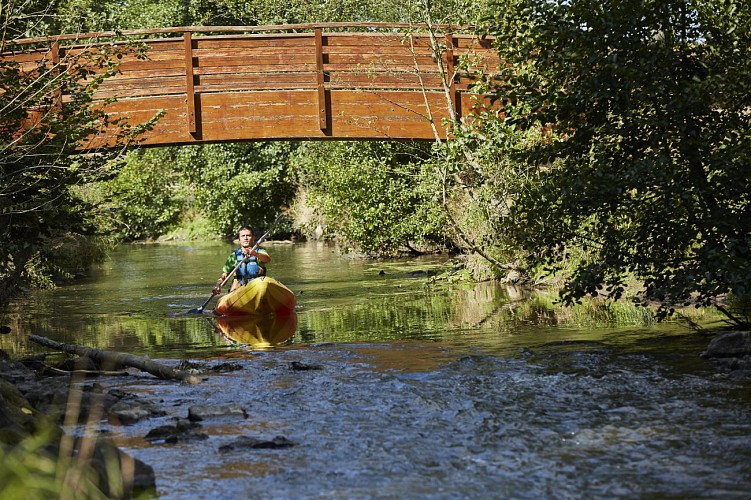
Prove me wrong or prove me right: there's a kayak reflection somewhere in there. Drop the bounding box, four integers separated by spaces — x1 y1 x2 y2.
212 313 298 348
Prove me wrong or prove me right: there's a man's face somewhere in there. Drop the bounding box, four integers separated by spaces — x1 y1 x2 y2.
238 229 254 248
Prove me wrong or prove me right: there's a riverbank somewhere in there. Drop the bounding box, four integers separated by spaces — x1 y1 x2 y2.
0 354 156 498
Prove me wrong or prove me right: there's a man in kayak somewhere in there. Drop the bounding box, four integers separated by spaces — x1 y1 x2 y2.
214 225 271 293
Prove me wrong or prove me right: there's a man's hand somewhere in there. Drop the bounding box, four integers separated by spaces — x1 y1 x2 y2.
213 275 226 294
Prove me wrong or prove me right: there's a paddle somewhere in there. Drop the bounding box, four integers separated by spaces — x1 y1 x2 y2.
186 215 283 314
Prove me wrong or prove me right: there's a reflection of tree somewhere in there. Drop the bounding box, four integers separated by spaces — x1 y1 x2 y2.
297 281 714 345
0 303 221 357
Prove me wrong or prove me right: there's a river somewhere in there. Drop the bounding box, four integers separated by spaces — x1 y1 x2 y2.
2 242 750 498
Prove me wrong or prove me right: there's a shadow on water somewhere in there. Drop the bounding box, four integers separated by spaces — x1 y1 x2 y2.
2 242 750 498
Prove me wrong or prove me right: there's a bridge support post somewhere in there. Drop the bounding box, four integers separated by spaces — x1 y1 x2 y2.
184 32 198 135
51 41 63 112
445 34 458 121
315 28 329 132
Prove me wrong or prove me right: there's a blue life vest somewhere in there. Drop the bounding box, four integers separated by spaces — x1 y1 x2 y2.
233 248 265 285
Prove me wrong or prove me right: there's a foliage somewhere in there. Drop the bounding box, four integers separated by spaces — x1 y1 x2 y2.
296 141 447 254
0 428 63 499
482 0 751 324
180 142 299 237
33 0 495 33
436 108 553 277
0 3 158 302
96 149 185 240
186 0 492 28
0 0 65 40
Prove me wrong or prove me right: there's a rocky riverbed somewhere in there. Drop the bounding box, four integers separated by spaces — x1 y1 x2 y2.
2 330 750 498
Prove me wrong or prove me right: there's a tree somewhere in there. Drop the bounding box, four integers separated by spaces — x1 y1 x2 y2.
0 4 156 301
95 149 185 240
482 0 751 324
180 142 299 237
295 141 446 255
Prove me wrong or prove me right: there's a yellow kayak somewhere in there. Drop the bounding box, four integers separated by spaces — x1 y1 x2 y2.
214 276 296 317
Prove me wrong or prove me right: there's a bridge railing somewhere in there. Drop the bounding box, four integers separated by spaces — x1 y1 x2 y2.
3 24 500 146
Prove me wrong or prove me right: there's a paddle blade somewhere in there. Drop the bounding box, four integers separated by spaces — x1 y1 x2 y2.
170 292 217 316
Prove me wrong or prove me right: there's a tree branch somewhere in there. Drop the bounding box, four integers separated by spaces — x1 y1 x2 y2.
29 335 201 384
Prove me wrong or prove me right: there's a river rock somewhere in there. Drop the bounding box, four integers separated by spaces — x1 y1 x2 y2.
145 420 208 444
188 404 248 421
0 358 157 496
218 435 295 452
0 378 40 445
74 438 156 497
108 397 167 425
289 361 322 371
700 331 751 374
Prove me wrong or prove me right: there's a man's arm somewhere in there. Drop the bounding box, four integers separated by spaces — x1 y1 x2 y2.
255 247 271 263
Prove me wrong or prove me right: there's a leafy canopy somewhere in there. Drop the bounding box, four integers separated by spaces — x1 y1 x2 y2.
296 141 446 255
484 0 751 322
0 3 157 298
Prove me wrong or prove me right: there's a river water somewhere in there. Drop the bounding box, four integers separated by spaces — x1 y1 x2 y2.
2 242 750 498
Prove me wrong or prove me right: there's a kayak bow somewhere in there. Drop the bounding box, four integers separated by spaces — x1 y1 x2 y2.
213 276 296 317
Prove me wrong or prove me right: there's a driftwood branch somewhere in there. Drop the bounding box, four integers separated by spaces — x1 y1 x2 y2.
29 335 201 384
43 365 130 377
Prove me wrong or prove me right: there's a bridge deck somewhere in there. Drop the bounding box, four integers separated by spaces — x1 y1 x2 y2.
4 24 500 147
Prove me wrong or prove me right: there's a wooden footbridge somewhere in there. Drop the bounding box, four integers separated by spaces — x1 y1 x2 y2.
4 23 500 148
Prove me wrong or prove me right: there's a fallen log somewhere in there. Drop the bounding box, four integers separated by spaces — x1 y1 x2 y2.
29 335 201 384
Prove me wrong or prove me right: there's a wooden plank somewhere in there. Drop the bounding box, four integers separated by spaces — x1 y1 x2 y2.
194 40 312 50
327 72 444 88
138 40 185 51
5 51 48 63
194 64 318 75
325 53 436 65
195 53 317 67
324 33 433 46
94 89 184 100
454 36 495 50
197 72 318 86
324 46 433 57
86 116 445 148
115 58 186 71
107 67 186 80
195 82 318 93
193 36 316 50
324 63 441 74
193 46 315 58
98 75 187 90
96 89 450 118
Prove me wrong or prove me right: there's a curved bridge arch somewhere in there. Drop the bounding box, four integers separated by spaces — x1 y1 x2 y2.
4 23 500 148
